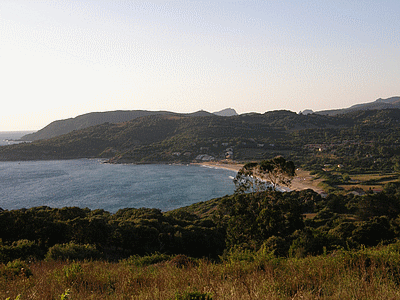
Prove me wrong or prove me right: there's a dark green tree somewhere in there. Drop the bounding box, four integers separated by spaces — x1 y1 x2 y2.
218 191 304 251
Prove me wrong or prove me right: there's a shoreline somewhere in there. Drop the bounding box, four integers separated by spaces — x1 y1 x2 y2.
195 161 244 172
0 157 326 195
198 161 325 195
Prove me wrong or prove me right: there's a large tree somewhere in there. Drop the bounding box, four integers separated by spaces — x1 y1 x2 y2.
234 156 296 193
217 191 305 251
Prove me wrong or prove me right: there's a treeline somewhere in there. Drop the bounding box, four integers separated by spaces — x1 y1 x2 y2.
3 184 400 263
218 185 400 257
0 206 225 263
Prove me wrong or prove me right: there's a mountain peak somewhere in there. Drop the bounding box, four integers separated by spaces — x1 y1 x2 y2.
213 108 238 117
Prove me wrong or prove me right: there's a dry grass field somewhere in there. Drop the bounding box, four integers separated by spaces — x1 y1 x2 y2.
2 244 400 300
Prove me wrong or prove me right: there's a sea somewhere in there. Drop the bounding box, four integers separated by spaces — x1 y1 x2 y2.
0 132 236 213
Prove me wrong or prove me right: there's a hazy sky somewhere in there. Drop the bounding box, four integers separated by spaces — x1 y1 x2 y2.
1 0 399 131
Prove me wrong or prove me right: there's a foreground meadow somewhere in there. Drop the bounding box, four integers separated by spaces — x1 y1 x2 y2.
2 244 400 300
3 184 400 299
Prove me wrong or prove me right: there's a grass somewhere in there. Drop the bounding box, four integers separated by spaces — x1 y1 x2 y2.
313 170 400 193
2 245 400 299
337 173 399 192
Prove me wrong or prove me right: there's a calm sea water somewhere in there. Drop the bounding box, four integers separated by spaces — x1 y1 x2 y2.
0 131 236 212
0 159 236 213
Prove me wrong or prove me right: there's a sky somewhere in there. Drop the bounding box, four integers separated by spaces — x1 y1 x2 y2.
1 0 399 131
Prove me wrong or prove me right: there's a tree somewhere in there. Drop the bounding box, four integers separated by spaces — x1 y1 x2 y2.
217 191 304 251
234 156 296 193
233 162 262 193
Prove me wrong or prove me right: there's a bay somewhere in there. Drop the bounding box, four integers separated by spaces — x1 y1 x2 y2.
0 159 236 213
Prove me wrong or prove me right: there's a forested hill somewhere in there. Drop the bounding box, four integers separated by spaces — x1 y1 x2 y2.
2 109 400 164
20 108 238 141
19 110 210 141
316 96 400 116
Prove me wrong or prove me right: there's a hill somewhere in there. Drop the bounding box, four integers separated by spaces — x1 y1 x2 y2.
316 96 400 116
3 109 400 170
20 109 237 141
0 110 339 161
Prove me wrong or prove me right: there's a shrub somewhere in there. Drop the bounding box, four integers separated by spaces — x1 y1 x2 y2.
59 263 84 286
122 252 172 267
168 254 197 268
0 259 33 279
222 246 278 272
46 242 100 261
173 291 212 300
222 247 257 263
260 236 289 257
0 239 42 263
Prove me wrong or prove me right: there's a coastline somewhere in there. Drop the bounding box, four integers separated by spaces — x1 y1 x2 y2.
196 161 244 172
198 161 325 195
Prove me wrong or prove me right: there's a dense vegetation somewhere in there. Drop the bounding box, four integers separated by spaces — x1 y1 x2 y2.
2 184 400 298
0 205 224 262
3 184 400 262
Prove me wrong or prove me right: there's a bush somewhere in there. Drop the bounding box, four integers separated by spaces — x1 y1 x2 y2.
0 259 33 279
0 239 42 263
173 291 212 300
46 242 100 261
122 252 172 267
260 236 289 257
168 254 197 268
222 247 257 263
222 246 278 272
59 263 84 286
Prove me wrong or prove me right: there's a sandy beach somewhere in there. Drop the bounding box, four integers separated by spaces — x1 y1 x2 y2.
199 161 325 194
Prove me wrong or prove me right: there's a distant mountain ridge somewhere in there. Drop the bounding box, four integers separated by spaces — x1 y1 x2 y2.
19 95 400 142
3 108 400 163
316 96 400 116
21 108 238 141
213 108 238 117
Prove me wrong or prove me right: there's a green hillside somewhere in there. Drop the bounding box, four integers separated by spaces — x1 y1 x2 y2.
19 109 236 141
2 109 400 168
